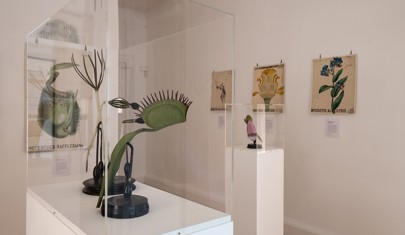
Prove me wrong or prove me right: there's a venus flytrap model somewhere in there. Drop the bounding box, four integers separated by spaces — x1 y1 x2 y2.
97 90 192 219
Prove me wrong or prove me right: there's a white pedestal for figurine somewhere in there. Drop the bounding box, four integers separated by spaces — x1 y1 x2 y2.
225 147 284 235
27 182 233 235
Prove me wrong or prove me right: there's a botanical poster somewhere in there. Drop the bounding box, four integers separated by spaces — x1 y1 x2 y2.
211 70 232 110
252 64 285 112
27 51 89 152
311 55 356 114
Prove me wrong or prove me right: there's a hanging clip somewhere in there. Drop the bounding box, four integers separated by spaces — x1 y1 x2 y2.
319 54 322 59
280 59 283 64
350 50 352 55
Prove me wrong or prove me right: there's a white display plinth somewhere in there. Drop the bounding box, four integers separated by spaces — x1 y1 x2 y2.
226 147 283 235
27 182 232 235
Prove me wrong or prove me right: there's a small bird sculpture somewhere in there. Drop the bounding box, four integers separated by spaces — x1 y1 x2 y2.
244 115 262 149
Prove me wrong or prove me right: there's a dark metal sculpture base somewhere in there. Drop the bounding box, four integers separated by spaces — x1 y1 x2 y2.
101 195 149 219
82 176 136 196
247 143 262 149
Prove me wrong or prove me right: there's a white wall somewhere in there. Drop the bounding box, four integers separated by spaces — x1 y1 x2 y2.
3 0 405 234
0 0 70 234
195 0 405 235
118 4 234 211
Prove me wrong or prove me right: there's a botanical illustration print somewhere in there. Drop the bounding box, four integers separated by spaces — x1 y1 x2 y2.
252 64 285 111
311 55 356 114
211 70 232 110
27 50 90 152
37 63 80 139
36 19 79 43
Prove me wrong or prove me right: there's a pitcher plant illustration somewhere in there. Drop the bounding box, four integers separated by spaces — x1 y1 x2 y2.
37 63 80 138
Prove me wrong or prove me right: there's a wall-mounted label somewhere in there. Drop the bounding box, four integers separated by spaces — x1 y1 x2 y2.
325 118 340 138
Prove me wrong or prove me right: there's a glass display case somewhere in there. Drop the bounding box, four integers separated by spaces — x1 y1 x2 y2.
26 0 234 234
225 104 284 235
225 104 284 150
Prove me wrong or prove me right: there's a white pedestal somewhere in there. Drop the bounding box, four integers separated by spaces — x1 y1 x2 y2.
226 147 284 235
27 182 233 235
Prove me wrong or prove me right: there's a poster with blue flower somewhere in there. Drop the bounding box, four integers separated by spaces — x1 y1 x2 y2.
311 55 356 114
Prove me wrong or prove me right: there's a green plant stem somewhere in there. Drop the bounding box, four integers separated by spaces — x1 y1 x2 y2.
85 90 104 171
263 98 271 111
330 68 335 113
96 127 156 208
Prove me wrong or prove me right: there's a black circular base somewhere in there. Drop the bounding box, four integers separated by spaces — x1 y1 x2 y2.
247 143 262 149
101 195 149 219
82 176 136 196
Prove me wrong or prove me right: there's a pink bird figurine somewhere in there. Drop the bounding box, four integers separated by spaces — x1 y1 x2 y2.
244 115 262 149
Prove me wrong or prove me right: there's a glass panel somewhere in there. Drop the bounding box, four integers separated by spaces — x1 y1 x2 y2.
26 0 109 233
26 0 233 234
117 0 233 204
113 0 234 232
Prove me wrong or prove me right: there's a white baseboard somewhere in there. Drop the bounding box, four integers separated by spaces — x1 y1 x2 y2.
284 217 345 235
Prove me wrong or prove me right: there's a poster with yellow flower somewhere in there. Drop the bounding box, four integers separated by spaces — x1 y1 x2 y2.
311 55 356 114
252 64 285 112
